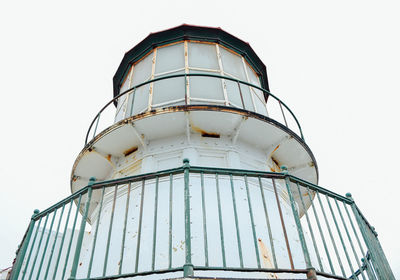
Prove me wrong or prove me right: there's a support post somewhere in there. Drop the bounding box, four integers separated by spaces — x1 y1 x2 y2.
183 158 194 277
10 209 40 280
69 177 95 280
281 166 317 279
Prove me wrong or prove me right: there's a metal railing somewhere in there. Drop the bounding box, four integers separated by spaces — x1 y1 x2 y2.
85 73 304 145
10 161 395 280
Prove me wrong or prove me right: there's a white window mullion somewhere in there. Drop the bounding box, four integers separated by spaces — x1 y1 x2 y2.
184 41 190 104
148 49 157 111
242 57 257 113
216 44 229 106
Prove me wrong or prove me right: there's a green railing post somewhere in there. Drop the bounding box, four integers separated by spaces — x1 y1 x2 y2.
183 158 194 277
281 166 316 280
10 209 39 280
69 177 95 280
347 193 395 280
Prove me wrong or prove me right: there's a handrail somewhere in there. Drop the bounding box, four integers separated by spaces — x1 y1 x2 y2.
37 165 346 220
84 73 304 145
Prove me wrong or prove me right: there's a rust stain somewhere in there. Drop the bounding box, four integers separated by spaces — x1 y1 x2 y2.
123 146 138 157
201 131 220 138
106 154 112 162
271 156 281 173
190 122 220 138
271 144 280 154
258 238 278 279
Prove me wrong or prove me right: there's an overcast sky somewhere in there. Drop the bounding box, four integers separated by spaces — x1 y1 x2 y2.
0 0 399 277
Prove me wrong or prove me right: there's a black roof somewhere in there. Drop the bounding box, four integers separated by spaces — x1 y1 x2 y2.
113 24 269 99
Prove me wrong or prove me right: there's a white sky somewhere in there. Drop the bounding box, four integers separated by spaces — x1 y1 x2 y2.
0 0 399 277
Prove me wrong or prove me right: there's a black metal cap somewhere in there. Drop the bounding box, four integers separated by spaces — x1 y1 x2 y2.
113 24 269 99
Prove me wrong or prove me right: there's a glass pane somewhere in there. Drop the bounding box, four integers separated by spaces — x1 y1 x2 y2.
241 86 254 111
252 88 267 115
225 79 243 108
152 71 185 105
188 42 219 70
220 47 246 80
189 70 224 101
131 52 153 86
115 95 127 122
245 63 261 87
155 43 184 74
126 91 135 117
120 66 133 94
132 84 150 114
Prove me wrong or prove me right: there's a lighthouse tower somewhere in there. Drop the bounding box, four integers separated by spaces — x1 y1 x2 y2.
10 25 395 280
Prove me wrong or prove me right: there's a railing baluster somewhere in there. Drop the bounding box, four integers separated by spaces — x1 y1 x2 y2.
52 200 73 279
61 194 82 279
61 194 82 280
168 174 173 269
306 186 335 274
215 173 226 268
316 191 345 277
70 184 93 279
348 194 395 279
87 186 105 278
10 210 39 280
281 168 313 277
272 178 294 269
43 205 65 280
28 213 49 280
326 195 356 278
103 185 118 276
135 180 146 273
36 209 57 279
230 175 243 268
258 177 277 268
21 214 42 280
279 100 288 127
244 176 261 269
183 159 193 276
335 198 366 280
343 202 376 280
351 203 383 278
296 182 324 272
200 172 209 267
119 183 131 275
152 177 159 270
